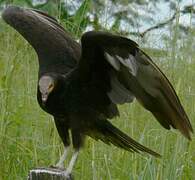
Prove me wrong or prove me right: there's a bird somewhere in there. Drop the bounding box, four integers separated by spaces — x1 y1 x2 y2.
2 6 193 178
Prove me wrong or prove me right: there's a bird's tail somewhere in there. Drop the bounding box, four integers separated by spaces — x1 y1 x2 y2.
89 119 161 157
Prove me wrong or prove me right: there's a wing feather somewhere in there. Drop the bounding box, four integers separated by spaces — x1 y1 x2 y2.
2 6 80 75
79 31 193 139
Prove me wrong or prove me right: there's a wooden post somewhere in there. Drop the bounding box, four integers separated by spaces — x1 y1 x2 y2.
28 167 73 180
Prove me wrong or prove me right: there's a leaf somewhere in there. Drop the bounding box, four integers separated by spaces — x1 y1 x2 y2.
70 0 91 35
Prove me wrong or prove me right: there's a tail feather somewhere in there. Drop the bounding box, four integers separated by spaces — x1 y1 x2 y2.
90 119 161 157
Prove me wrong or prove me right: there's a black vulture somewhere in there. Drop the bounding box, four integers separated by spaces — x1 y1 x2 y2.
2 6 193 177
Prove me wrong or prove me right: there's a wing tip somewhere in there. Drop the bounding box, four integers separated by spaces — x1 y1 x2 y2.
140 146 162 158
152 152 162 158
177 118 193 141
182 130 193 141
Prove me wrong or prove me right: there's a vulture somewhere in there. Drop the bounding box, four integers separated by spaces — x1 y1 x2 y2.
2 6 193 178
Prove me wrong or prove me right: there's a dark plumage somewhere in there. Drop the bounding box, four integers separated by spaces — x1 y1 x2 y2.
2 6 193 177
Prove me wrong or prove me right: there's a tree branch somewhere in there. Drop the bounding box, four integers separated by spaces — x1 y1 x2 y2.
128 4 195 38
140 11 177 37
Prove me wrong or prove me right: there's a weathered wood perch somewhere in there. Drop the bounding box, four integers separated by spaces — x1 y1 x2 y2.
28 167 73 180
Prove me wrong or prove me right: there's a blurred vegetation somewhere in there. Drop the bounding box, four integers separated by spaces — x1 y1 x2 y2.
0 0 195 180
0 0 194 38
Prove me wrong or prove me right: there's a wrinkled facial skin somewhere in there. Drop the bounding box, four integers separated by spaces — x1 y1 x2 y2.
39 76 55 103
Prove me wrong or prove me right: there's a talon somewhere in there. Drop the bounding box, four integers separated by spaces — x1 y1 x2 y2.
49 165 56 168
49 165 65 171
62 171 73 180
55 164 65 169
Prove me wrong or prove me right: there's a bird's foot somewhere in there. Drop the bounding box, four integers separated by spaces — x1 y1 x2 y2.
62 170 73 180
49 164 65 170
55 162 65 169
49 166 73 179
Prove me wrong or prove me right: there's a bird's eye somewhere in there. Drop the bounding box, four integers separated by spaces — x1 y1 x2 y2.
48 83 54 91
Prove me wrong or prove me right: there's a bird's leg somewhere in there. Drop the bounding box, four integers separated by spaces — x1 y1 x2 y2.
63 149 80 176
55 146 70 169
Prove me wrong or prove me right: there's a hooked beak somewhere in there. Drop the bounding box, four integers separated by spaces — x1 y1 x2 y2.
41 93 48 105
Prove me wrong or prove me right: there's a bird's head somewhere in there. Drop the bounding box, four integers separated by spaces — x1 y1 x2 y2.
38 75 56 104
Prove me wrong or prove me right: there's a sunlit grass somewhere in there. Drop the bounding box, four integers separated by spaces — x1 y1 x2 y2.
0 22 194 180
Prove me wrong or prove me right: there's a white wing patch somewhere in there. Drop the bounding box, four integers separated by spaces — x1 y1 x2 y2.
104 52 120 71
105 52 138 76
105 52 137 104
116 54 138 76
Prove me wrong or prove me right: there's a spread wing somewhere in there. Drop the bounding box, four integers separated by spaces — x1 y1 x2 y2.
2 6 81 75
79 31 193 140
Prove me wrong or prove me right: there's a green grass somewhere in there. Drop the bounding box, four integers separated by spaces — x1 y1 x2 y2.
0 22 195 180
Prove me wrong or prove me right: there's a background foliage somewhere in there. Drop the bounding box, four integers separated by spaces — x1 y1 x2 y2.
0 0 195 179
